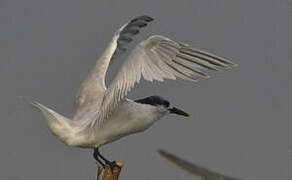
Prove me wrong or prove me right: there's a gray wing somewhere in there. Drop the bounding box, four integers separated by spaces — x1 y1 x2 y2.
112 16 154 60
159 150 241 180
73 16 154 117
96 35 237 125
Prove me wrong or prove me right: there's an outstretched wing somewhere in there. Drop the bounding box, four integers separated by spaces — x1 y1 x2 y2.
74 16 154 117
97 35 237 124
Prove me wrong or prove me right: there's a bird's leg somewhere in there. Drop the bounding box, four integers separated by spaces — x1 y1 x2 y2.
93 147 119 170
93 148 105 168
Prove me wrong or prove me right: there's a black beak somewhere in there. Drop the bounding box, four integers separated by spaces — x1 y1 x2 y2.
169 107 190 117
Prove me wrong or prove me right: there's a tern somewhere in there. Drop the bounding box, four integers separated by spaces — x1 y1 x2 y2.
32 15 237 168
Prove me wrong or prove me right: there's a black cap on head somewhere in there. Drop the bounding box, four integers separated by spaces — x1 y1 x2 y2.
135 96 190 117
135 96 170 107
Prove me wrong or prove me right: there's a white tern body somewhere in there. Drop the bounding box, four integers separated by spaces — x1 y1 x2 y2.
32 15 236 149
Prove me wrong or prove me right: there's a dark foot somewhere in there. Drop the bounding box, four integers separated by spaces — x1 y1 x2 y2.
93 147 120 170
106 160 121 171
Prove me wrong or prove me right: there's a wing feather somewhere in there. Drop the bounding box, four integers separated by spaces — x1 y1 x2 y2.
95 35 236 126
74 15 153 117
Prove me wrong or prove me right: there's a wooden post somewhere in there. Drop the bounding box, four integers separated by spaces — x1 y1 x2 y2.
97 162 124 180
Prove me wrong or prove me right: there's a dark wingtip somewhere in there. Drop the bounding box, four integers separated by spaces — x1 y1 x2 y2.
158 149 165 154
142 15 154 22
131 15 154 22
158 149 178 161
158 149 169 156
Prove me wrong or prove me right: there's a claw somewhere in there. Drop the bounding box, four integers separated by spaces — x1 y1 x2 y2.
106 161 121 171
93 147 120 170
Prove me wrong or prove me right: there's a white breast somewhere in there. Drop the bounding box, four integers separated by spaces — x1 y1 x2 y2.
92 99 165 147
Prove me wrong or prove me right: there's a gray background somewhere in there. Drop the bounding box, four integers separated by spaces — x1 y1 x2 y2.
0 0 291 179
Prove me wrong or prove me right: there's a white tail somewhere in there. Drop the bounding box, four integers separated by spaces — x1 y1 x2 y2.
31 102 78 146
